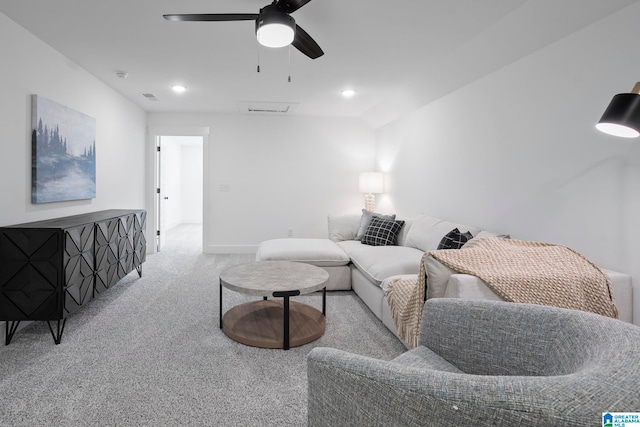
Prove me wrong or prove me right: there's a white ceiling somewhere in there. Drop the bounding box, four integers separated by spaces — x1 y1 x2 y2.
1 0 637 128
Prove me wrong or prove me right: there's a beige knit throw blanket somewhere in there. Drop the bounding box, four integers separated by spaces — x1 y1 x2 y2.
387 237 618 348
386 252 429 349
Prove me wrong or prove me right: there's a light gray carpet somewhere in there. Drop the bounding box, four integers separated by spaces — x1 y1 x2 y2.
0 225 406 426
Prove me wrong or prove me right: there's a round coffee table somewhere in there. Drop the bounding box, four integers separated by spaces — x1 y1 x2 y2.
219 261 329 350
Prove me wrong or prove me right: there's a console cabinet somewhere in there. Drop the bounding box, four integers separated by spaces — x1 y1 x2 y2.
0 209 146 344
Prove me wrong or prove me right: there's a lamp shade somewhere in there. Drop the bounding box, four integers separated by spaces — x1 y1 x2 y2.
596 83 640 138
256 6 295 48
359 172 384 194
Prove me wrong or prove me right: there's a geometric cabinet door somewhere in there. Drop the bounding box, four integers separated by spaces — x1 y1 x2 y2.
94 212 146 295
94 218 119 294
63 223 95 316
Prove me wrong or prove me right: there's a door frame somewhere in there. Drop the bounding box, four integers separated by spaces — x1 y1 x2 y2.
147 126 210 254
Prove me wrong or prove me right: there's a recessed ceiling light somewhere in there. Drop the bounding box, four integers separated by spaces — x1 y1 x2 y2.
171 84 187 94
341 89 356 98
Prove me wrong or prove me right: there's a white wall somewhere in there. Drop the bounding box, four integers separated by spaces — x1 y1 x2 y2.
148 113 375 252
0 11 147 340
376 3 640 324
0 11 147 227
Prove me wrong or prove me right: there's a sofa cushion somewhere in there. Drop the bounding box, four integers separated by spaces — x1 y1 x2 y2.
380 274 418 293
425 254 457 299
442 273 503 300
395 217 412 246
379 257 458 300
256 238 350 267
602 269 633 323
338 241 424 285
361 217 405 247
404 214 482 252
327 214 361 242
355 210 396 241
335 240 364 258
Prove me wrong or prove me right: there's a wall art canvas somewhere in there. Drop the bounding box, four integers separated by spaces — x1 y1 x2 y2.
31 95 96 203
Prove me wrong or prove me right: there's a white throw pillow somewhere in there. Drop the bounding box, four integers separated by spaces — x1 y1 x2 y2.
472 230 511 239
327 214 361 242
404 214 481 252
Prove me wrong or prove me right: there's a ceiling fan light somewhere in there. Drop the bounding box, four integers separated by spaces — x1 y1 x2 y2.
256 5 295 48
257 23 295 48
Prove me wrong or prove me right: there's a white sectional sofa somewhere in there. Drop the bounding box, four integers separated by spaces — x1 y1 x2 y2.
256 212 634 345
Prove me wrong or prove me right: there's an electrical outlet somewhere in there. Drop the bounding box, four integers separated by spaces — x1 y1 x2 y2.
287 228 293 237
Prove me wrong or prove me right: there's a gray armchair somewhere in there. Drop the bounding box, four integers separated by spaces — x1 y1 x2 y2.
307 298 640 426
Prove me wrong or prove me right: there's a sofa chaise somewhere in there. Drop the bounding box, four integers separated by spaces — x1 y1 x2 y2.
256 212 633 345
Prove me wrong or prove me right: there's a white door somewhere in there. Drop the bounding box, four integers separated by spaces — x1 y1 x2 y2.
156 135 204 250
151 128 208 254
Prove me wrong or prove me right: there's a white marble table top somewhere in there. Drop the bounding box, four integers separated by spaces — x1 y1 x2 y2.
219 261 329 297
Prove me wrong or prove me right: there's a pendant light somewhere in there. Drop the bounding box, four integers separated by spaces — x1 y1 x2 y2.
596 82 640 138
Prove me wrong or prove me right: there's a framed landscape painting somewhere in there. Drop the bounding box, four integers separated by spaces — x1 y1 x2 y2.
31 95 96 203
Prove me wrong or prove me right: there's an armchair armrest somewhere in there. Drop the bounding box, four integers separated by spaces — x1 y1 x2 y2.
306 345 604 427
308 347 443 426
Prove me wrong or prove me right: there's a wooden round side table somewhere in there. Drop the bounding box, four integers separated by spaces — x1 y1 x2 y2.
219 261 329 350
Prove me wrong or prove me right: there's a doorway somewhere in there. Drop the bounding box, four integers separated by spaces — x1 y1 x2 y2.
156 135 204 252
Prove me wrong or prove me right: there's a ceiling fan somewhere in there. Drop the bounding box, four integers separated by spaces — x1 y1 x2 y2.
163 0 324 59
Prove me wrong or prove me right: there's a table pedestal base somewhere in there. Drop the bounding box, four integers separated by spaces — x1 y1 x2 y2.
222 300 325 349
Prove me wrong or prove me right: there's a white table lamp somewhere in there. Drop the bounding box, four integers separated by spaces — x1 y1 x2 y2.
359 172 384 212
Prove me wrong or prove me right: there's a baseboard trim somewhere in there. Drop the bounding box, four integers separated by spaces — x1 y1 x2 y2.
204 245 258 254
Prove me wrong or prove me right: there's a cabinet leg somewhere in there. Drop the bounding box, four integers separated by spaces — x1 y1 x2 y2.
136 265 143 278
46 319 67 345
5 321 20 345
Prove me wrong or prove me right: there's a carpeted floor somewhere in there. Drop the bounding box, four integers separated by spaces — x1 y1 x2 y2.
0 224 405 426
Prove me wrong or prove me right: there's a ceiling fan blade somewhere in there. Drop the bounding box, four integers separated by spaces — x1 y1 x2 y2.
292 25 324 59
163 14 258 22
276 0 312 14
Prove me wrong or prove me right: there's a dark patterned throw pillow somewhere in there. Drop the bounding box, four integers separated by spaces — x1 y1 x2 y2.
437 228 473 250
361 217 405 246
355 209 396 241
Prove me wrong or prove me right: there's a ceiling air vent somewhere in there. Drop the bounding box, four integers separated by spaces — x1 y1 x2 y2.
238 101 299 115
142 93 159 102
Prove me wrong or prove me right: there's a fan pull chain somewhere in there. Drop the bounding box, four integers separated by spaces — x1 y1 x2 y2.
288 45 291 82
257 43 261 73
